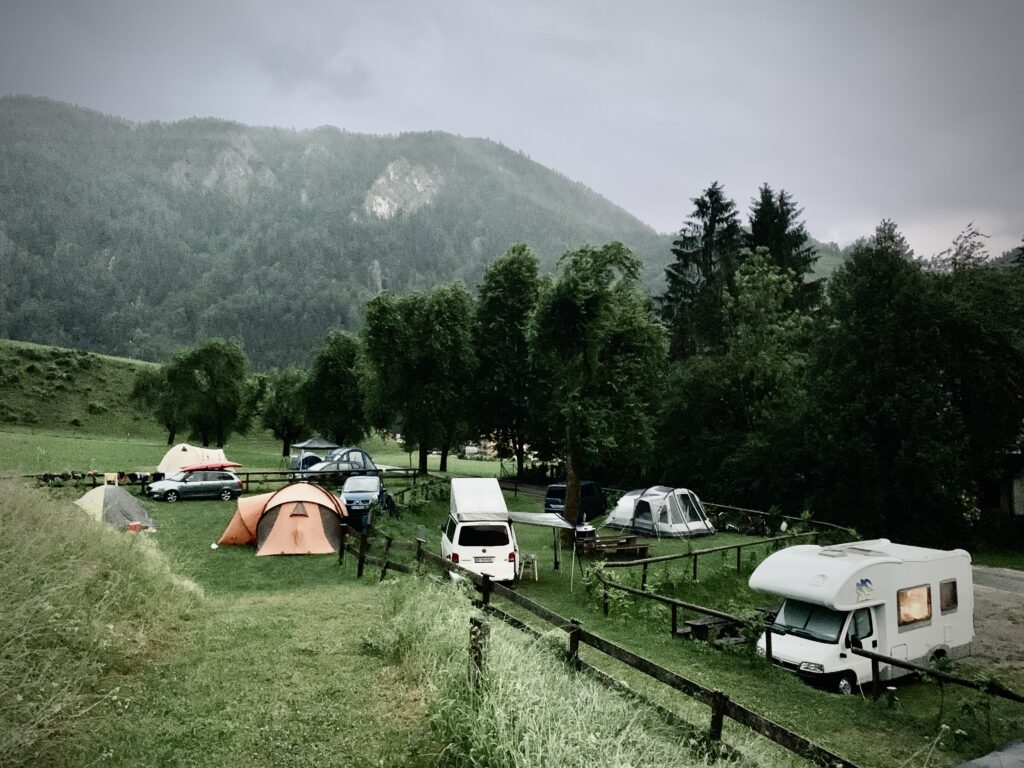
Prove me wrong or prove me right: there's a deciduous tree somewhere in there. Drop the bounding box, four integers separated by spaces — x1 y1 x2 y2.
262 368 309 457
531 242 666 523
304 331 369 447
473 243 541 478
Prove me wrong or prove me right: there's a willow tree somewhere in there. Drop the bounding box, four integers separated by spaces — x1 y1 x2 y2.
530 242 666 524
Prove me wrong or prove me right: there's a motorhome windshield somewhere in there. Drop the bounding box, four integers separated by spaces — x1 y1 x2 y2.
775 599 846 644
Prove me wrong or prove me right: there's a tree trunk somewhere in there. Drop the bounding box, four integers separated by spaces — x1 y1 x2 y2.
166 429 176 446
515 442 525 480
439 441 449 473
418 442 429 475
282 440 291 457
564 437 582 526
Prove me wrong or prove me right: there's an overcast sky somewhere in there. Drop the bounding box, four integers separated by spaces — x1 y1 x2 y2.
2 0 1022 257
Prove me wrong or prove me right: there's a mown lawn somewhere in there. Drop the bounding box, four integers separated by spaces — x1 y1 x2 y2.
45 497 433 768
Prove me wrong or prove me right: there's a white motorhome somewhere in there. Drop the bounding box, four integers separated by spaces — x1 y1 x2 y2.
748 539 974 694
441 478 519 582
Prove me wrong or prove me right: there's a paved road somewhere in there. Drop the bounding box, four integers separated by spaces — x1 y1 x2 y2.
974 565 1024 595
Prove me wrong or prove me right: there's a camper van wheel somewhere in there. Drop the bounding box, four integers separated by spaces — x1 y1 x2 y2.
165 490 179 503
928 650 947 670
220 488 233 501
836 672 857 696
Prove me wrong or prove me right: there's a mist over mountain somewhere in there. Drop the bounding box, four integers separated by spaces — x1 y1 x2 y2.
0 97 680 367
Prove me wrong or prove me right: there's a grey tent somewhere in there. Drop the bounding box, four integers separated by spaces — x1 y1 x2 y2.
605 486 715 538
75 485 157 530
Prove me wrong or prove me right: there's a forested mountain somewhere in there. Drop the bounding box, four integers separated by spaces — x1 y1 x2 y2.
0 96 673 368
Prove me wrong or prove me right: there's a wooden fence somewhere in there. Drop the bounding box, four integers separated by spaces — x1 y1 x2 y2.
602 531 820 585
344 531 863 768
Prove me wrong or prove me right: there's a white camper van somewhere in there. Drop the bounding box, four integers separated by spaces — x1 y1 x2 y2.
441 478 519 582
748 539 974 694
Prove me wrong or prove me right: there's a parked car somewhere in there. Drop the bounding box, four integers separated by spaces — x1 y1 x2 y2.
146 470 243 502
544 481 606 523
339 475 395 531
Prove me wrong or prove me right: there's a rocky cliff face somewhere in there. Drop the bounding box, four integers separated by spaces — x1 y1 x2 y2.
363 157 442 219
169 133 278 202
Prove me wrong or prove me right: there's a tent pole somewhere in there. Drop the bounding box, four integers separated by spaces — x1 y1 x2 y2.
553 527 561 571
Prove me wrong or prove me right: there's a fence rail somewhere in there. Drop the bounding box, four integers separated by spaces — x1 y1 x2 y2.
603 531 819 585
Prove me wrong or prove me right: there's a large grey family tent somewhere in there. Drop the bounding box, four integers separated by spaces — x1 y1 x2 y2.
75 485 157 530
605 486 715 538
217 482 348 556
157 443 232 476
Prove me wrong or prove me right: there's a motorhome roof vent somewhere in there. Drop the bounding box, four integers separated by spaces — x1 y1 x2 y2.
819 549 847 558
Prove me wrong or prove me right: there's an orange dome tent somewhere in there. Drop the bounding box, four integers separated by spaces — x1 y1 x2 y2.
217 483 348 556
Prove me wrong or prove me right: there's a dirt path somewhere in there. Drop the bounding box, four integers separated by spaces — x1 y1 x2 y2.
970 566 1024 684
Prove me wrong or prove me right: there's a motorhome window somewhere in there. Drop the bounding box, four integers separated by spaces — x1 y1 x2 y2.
458 525 510 547
846 607 873 642
940 579 958 614
444 518 457 542
775 599 845 643
897 585 932 627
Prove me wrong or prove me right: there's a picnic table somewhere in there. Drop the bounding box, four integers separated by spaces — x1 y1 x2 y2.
581 535 651 559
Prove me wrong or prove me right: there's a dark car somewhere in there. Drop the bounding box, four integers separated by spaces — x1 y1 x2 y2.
544 481 606 523
339 475 396 531
146 470 243 502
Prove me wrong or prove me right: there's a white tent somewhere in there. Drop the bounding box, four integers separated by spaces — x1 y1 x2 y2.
606 486 715 538
156 443 229 476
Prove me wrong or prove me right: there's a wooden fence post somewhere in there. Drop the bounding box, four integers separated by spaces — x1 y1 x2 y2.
567 618 582 670
602 581 609 616
357 531 368 579
469 616 489 691
338 525 347 565
692 554 698 582
871 658 881 700
415 538 423 564
708 690 728 743
735 545 742 574
671 604 678 636
481 574 492 606
379 536 393 582
764 624 773 664
641 561 649 591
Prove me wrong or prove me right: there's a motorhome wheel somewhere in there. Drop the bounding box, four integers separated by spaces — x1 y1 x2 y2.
836 672 857 696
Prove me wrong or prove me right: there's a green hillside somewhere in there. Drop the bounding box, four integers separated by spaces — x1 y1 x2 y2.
0 96 673 368
0 338 158 438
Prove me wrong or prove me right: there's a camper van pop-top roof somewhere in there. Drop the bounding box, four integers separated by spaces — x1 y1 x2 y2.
748 539 971 612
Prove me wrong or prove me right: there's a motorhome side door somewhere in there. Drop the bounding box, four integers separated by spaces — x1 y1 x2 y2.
844 607 877 683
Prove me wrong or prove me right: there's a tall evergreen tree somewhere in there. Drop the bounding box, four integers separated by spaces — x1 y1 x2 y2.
660 182 743 357
746 184 821 309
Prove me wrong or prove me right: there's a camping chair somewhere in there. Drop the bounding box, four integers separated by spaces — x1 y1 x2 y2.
518 553 539 581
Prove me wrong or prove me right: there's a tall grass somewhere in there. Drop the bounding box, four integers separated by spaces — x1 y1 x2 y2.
0 482 202 766
363 578 760 768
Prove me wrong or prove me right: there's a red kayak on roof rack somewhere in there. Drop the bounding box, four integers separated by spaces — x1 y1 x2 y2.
180 461 243 471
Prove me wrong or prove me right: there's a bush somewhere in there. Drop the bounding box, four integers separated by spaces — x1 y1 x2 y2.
0 483 202 766
87 401 108 415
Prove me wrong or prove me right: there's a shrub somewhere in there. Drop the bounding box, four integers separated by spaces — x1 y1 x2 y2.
0 483 202 766
87 401 108 415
